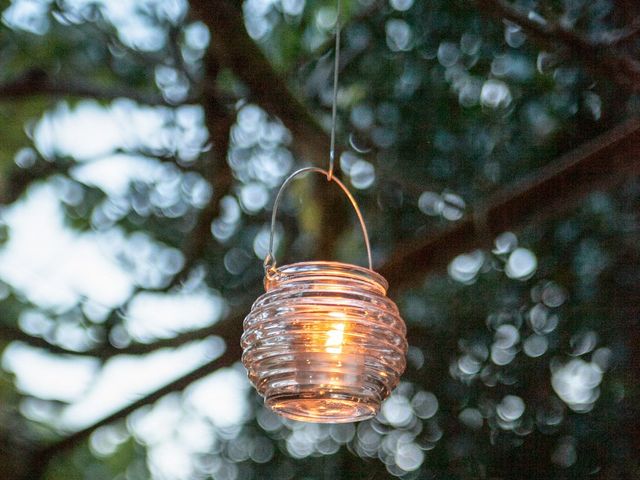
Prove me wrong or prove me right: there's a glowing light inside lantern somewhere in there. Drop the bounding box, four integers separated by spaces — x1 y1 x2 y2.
325 312 346 354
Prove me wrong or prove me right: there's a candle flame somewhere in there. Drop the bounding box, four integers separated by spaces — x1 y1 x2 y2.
325 312 347 354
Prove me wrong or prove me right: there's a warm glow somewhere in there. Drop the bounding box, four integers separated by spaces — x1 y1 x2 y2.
325 312 347 354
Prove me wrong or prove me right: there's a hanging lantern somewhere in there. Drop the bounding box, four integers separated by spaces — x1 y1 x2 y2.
241 168 407 423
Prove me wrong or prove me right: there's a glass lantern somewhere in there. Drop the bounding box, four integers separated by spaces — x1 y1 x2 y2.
241 168 408 423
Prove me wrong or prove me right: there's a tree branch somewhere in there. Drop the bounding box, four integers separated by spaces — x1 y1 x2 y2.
0 62 233 290
0 325 90 357
32 314 244 470
474 0 640 90
592 21 640 48
159 53 236 291
0 159 68 205
188 0 358 262
292 0 383 74
0 68 186 106
188 0 329 167
379 117 640 292
0 311 244 360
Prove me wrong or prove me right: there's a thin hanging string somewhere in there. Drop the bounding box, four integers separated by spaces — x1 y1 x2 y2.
327 0 341 181
264 0 374 273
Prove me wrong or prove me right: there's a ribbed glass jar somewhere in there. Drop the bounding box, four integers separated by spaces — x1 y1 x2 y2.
242 261 407 423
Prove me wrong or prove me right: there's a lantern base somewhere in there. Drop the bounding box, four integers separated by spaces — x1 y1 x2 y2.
266 392 378 423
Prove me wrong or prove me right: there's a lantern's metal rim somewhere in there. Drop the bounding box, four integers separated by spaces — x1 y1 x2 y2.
265 260 389 292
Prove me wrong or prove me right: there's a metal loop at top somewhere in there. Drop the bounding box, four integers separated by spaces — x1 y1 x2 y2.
266 167 373 272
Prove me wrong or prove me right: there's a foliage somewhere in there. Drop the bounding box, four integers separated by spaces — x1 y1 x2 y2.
0 0 639 479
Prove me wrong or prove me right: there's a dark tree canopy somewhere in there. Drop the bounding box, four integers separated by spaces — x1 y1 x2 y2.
0 0 639 479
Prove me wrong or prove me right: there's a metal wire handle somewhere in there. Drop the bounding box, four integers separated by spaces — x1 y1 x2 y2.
264 167 373 275
264 2 367 276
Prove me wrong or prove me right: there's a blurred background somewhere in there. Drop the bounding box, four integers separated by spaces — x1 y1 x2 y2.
0 0 639 478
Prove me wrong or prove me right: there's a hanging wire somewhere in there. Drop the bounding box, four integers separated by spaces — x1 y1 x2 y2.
265 167 373 274
327 0 342 181
263 0 376 274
